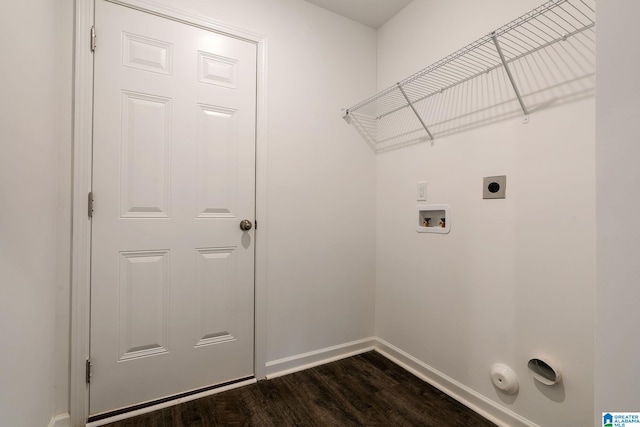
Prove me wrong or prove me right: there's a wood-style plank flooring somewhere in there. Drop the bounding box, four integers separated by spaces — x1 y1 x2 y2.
102 351 496 426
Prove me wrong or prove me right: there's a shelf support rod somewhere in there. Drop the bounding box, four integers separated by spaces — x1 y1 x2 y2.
397 83 434 140
491 32 529 116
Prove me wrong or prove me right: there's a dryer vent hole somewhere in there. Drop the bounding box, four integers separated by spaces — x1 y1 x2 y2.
528 359 557 382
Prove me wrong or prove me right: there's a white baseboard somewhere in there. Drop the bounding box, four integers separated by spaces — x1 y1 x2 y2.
62 336 536 427
48 413 71 427
263 336 536 426
265 337 376 379
374 338 538 427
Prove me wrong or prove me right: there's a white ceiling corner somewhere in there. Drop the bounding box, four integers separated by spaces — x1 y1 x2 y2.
303 0 413 29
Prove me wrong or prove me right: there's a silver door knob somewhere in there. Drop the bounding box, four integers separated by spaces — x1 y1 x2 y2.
239 219 253 231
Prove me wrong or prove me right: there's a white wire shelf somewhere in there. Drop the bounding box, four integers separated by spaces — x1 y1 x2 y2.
344 0 596 153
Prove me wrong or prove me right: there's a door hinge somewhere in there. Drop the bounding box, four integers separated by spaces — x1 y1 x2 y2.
88 192 94 218
90 26 96 52
86 359 92 384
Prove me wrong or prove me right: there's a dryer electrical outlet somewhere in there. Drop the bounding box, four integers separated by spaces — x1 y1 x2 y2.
483 176 506 199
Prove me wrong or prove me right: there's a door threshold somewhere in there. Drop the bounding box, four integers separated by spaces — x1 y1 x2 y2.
87 376 255 426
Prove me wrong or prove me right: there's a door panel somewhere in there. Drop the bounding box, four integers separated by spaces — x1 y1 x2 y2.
196 104 239 218
90 0 257 415
194 247 238 348
120 91 171 218
118 250 169 361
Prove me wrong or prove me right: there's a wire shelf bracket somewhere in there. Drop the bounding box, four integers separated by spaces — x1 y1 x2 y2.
397 83 434 140
343 0 596 153
491 32 529 117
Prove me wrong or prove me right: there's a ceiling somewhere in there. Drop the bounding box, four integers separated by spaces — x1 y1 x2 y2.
304 0 413 29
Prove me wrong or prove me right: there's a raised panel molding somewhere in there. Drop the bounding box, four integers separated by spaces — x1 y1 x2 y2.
194 247 237 348
118 250 170 361
198 51 239 89
120 91 172 218
196 104 238 218
122 32 173 75
195 331 236 348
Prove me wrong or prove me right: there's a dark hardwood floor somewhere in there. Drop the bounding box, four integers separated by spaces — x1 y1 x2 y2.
102 351 496 426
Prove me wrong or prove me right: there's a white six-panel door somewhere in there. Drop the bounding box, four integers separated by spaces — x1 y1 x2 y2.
90 0 257 415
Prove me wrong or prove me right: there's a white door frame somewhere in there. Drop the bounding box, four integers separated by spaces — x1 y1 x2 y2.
70 1 268 424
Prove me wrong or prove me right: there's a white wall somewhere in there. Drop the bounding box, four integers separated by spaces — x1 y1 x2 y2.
53 0 74 417
595 0 640 422
375 1 595 426
0 1 72 426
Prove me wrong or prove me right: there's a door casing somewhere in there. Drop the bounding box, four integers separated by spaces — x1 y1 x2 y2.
70 1 268 424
